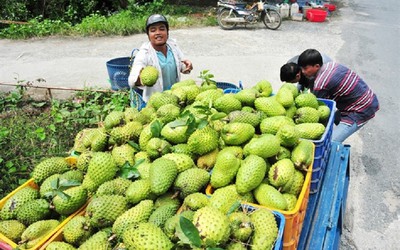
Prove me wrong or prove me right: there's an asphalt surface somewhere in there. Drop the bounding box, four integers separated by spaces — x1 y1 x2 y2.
1 0 399 249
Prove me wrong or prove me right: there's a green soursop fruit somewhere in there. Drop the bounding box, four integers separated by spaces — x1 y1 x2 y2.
228 110 262 127
236 155 267 194
197 148 219 171
243 134 280 160
253 80 273 97
183 192 210 211
0 186 39 220
146 137 172 160
276 87 295 108
96 177 132 196
164 210 195 240
52 186 88 215
140 106 157 122
295 123 325 140
32 157 70 184
233 88 258 106
112 199 154 237
82 152 118 193
63 215 92 246
210 151 241 189
19 219 60 250
140 65 159 86
149 158 178 196
276 124 300 147
259 116 295 135
228 212 253 242
125 179 152 205
112 143 136 167
250 208 279 250
281 82 299 98
72 128 96 153
221 122 255 146
156 104 181 124
226 242 247 250
287 170 305 197
154 192 181 209
195 88 224 105
45 241 76 250
109 122 141 146
174 168 210 198
295 92 319 109
171 143 194 158
89 128 108 152
283 193 298 211
171 79 196 89
285 104 298 119
0 220 26 242
137 161 151 179
291 139 314 170
147 92 179 110
78 230 112 250
187 126 219 155
162 153 195 173
76 151 93 172
124 107 139 122
294 106 320 124
275 146 292 162
148 203 179 227
254 97 286 117
139 123 155 150
39 174 61 198
209 185 253 214
253 183 288 210
213 94 242 114
318 105 331 123
161 121 190 144
122 222 173 250
85 195 128 228
16 198 50 225
192 206 231 247
268 159 295 188
104 110 125 130
60 170 84 183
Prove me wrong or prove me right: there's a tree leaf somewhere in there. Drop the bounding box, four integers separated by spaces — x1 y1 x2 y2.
119 162 140 179
179 216 202 248
168 119 187 128
227 200 241 215
55 190 71 201
210 112 227 121
197 119 209 129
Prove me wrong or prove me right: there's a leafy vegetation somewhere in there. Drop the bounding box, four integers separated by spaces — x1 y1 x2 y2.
0 87 131 198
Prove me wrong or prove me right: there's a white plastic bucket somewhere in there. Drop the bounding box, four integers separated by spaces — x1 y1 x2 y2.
279 3 290 18
290 3 300 16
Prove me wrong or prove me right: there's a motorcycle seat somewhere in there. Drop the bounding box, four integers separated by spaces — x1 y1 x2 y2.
220 0 247 8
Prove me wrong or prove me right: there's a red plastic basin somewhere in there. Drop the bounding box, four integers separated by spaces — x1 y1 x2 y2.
323 3 336 11
306 9 327 22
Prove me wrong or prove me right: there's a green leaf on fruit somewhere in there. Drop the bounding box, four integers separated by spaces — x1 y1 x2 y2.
179 216 202 248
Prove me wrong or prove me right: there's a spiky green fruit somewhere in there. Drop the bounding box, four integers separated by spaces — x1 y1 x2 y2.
195 88 224 105
214 94 242 114
260 116 295 135
162 153 196 173
281 82 299 98
140 66 159 86
104 110 125 130
96 177 132 196
174 168 210 198
148 203 179 227
285 104 298 119
228 110 262 127
276 124 300 147
156 104 181 124
268 159 295 188
19 220 60 250
90 128 108 152
0 220 26 242
295 123 325 140
45 241 76 250
146 137 172 160
253 183 288 210
148 92 179 110
318 105 331 123
221 122 255 146
82 152 118 193
63 215 92 246
291 139 314 170
243 134 280 160
122 222 174 250
85 195 128 228
253 80 273 97
111 143 136 167
161 121 190 144
32 157 70 184
76 151 93 172
236 155 267 194
183 192 210 211
210 151 241 189
0 186 39 220
276 87 295 108
126 179 152 204
254 97 286 116
171 143 194 158
137 161 151 179
295 92 319 109
250 208 279 250
16 198 50 225
295 106 320 124
112 200 154 237
196 148 219 171
53 186 88 215
164 210 195 240
287 170 305 196
226 242 247 250
72 128 97 152
78 230 113 250
192 206 231 247
209 185 253 214
187 126 219 155
124 107 139 122
149 158 178 196
283 193 298 211
233 88 258 106
228 212 253 242
154 192 181 209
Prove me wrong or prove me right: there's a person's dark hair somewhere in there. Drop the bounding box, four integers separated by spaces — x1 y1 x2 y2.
280 62 301 82
298 49 323 68
145 14 169 34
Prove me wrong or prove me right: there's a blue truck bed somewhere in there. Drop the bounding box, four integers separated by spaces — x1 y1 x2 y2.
298 142 350 250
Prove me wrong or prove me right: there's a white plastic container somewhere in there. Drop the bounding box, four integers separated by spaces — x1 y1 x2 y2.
290 3 300 17
279 3 290 18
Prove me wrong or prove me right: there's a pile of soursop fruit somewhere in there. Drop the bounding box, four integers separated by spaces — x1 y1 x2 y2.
0 77 330 250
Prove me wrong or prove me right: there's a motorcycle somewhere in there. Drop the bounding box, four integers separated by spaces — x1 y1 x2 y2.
217 0 282 30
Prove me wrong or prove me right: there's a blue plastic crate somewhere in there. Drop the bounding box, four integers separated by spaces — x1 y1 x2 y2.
216 81 243 91
309 98 336 193
129 88 146 111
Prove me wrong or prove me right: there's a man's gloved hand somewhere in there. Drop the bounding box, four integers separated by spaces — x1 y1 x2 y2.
334 110 341 125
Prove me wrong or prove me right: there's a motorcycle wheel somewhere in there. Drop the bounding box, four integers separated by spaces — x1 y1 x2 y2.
263 10 282 30
217 9 238 30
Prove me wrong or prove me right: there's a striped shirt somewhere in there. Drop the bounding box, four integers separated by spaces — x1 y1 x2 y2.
312 62 379 126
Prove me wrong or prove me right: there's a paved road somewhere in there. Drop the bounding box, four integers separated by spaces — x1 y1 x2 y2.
1 0 399 249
